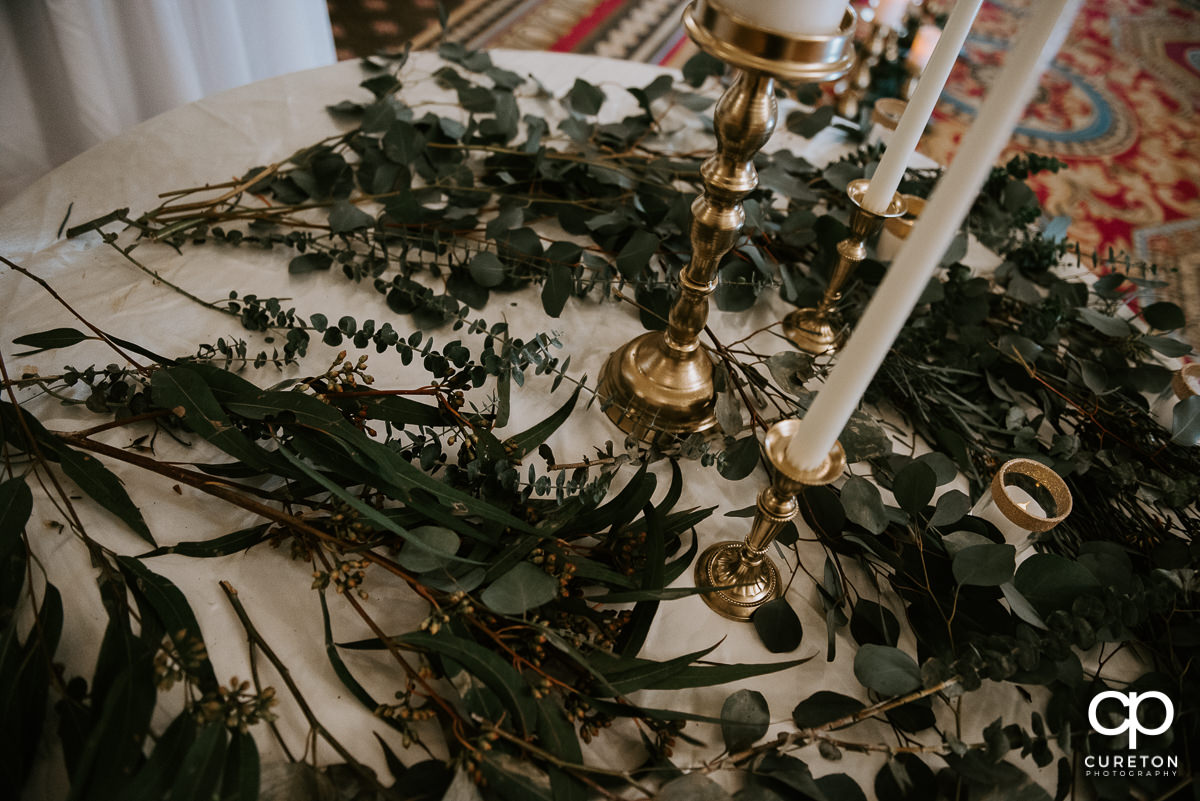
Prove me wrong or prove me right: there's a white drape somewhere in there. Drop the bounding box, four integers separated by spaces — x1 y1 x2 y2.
0 0 337 207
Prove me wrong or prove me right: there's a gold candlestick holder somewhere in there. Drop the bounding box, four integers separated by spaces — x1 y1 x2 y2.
598 0 856 443
783 178 906 354
835 21 899 119
695 420 846 621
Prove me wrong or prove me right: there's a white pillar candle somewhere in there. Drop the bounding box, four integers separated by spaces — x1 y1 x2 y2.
786 0 1083 469
971 486 1044 544
875 0 910 31
861 0 984 214
906 24 942 72
715 0 847 37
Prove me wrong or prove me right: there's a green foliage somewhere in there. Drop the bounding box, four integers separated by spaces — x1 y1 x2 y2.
720 689 770 753
751 598 804 653
9 41 1197 801
853 644 922 697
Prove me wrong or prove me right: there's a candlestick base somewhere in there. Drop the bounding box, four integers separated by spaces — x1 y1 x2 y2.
695 541 780 619
696 422 846 621
783 179 906 355
782 307 842 355
599 331 718 443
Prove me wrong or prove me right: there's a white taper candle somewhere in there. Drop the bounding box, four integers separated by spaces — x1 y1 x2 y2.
785 0 1083 470
714 0 847 37
860 0 984 214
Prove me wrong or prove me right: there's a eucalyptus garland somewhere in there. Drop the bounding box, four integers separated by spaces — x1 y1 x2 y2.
4 41 1197 801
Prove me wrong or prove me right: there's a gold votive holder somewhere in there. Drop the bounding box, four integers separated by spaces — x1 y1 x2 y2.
1172 363 1200 399
871 97 907 130
970 458 1072 555
695 420 846 621
875 194 925 261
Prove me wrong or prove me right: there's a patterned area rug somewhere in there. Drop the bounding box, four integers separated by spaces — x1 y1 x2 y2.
326 0 1200 343
921 0 1200 344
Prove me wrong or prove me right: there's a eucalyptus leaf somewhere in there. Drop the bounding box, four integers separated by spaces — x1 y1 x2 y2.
840 412 892 463
480 562 558 615
1140 335 1191 358
541 262 573 317
398 630 537 735
791 690 864 729
715 389 742 437
657 773 734 801
1141 301 1185 331
615 229 659 279
116 557 218 692
849 599 900 648
468 251 506 288
751 598 803 653
565 78 605 115
1075 306 1132 338
853 644 921 697
913 452 957 486
765 351 814 396
840 477 887 534
891 461 936 515
397 526 461 573
952 543 1016 586
1171 396 1200 447
929 490 971 527
11 327 91 355
288 253 333 274
786 106 835 139
52 444 155 545
721 689 770 753
382 120 425 164
1013 554 1101 613
718 435 760 481
168 722 228 801
328 199 374 233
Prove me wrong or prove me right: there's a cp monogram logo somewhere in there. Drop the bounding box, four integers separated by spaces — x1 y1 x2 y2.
1088 691 1174 748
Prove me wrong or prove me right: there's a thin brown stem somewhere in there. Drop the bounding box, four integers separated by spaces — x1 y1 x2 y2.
2 256 151 374
219 581 396 797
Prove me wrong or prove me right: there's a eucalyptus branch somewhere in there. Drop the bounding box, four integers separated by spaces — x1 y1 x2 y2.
2 256 151 373
481 720 657 797
719 676 963 768
219 581 398 797
55 432 307 510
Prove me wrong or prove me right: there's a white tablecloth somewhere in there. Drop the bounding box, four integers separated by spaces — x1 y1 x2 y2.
3 50 1058 800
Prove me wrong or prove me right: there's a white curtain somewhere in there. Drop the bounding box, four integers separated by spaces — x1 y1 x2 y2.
0 0 337 207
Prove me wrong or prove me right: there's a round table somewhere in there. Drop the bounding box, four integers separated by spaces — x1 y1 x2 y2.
3 49 1069 801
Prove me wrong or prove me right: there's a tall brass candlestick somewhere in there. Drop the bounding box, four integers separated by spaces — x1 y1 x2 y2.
598 1 855 443
783 178 906 354
695 420 845 620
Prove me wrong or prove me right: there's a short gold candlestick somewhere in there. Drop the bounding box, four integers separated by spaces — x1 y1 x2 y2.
782 178 906 355
598 1 856 443
695 420 846 621
835 21 899 120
